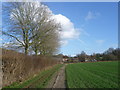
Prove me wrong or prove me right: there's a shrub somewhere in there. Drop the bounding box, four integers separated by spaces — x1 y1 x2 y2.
2 49 58 87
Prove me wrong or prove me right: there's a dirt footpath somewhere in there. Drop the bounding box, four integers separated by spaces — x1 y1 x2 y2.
46 64 67 88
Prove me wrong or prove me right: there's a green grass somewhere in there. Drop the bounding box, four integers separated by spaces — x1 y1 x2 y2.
3 64 63 88
66 61 119 88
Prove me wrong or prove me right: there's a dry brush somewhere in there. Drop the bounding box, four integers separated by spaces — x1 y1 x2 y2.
2 49 59 87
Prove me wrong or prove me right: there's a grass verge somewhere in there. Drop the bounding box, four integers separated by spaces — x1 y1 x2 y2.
3 64 63 88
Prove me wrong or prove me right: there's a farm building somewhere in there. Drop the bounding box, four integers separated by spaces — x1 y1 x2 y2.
63 55 69 62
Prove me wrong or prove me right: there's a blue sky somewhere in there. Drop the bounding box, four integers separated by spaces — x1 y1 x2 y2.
45 2 118 55
2 2 118 56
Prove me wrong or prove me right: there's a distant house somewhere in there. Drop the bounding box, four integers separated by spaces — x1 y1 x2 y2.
85 57 90 62
85 59 89 62
63 55 69 62
91 59 97 62
73 56 79 62
63 58 68 62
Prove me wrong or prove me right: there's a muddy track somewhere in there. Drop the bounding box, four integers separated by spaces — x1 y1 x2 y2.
20 64 66 88
46 64 67 88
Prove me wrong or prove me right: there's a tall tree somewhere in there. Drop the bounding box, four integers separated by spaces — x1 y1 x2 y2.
2 2 61 55
31 19 60 55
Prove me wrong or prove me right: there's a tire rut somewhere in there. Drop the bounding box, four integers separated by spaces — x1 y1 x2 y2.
46 64 67 88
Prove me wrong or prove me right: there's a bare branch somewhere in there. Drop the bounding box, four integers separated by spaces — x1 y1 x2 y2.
2 31 25 47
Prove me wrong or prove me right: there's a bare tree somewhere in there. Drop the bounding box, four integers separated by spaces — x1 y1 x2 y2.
31 19 61 55
2 2 61 55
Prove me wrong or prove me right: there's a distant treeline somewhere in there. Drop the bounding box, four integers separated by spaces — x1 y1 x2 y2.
62 48 119 62
77 48 120 62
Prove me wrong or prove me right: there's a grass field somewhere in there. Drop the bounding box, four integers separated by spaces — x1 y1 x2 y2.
66 61 119 88
3 64 63 88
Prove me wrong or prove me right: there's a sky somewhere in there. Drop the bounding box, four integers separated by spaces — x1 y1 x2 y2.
1 2 118 56
44 2 118 56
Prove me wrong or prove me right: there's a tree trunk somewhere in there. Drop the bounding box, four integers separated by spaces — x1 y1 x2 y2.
35 49 38 55
25 31 29 55
25 47 28 55
25 43 29 55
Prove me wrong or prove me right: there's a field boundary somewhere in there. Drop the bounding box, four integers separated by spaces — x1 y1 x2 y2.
3 64 63 88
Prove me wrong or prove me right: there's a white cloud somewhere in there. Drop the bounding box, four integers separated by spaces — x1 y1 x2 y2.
85 11 100 21
53 14 80 39
96 40 105 45
53 14 81 46
59 40 68 46
10 3 81 47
